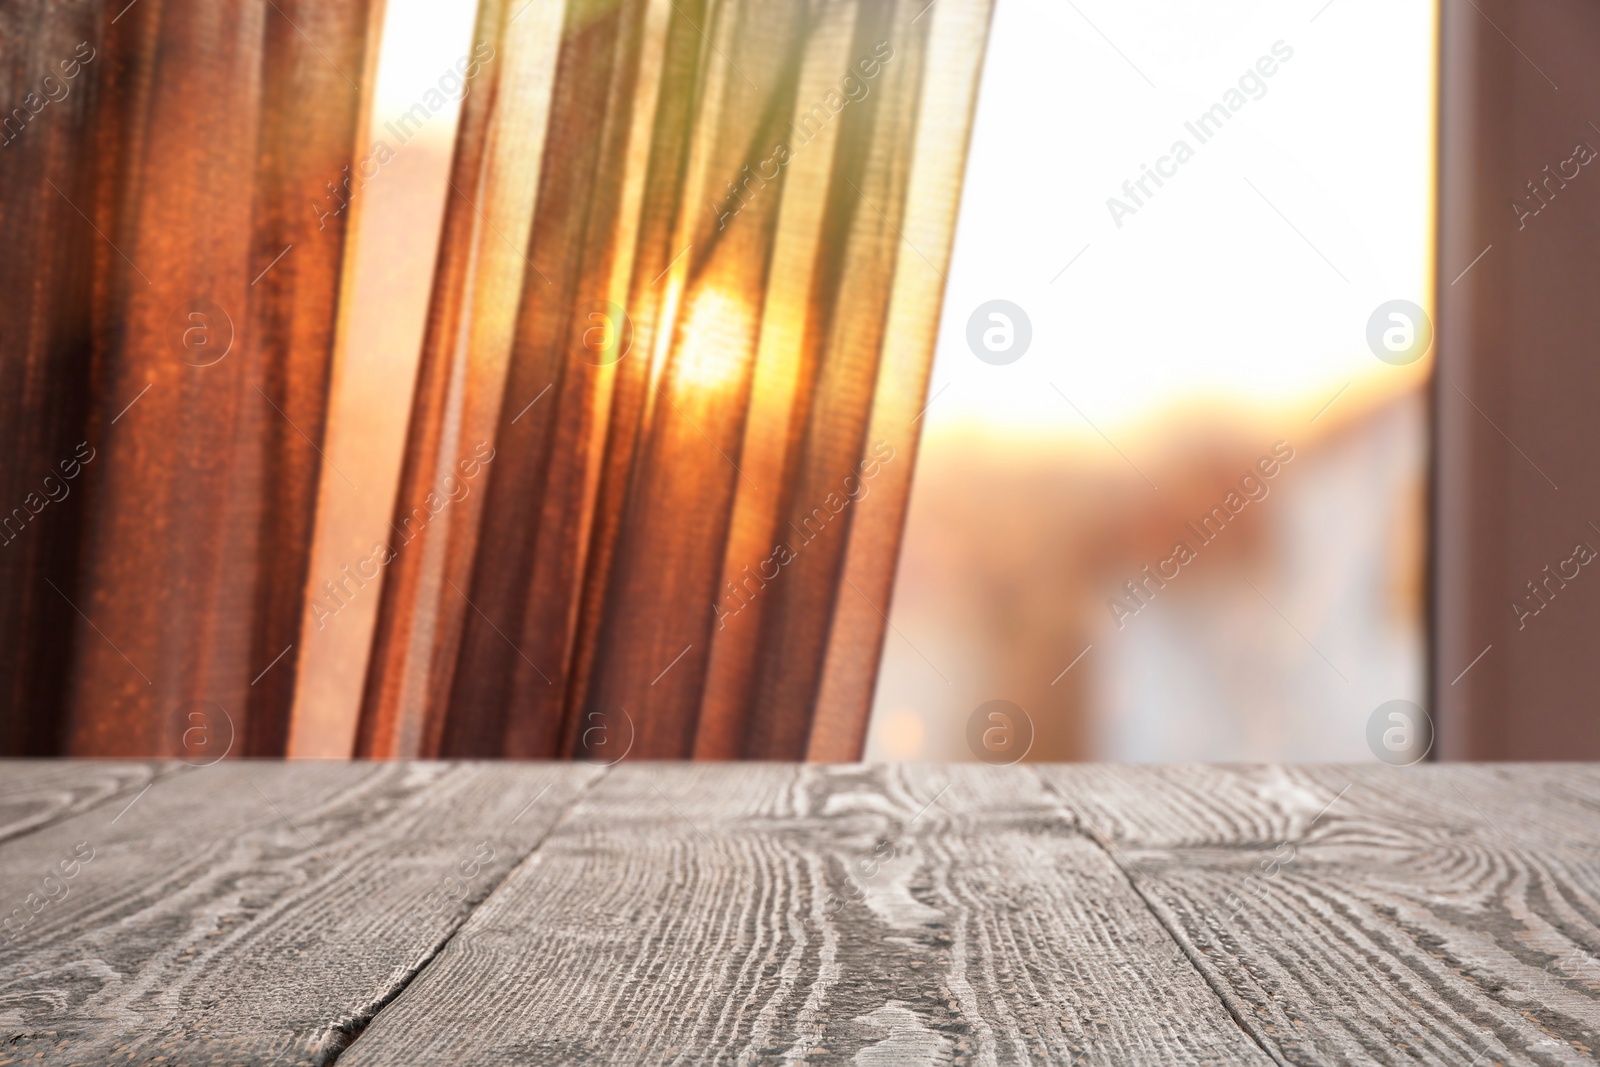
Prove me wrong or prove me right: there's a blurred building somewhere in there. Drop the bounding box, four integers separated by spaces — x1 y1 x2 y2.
866 0 1435 761
868 389 1426 761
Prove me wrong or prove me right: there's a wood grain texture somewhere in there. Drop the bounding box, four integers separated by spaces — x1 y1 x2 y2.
8 762 1597 1066
1037 764 1600 1066
0 761 601 1066
0 761 170 846
338 762 1271 1066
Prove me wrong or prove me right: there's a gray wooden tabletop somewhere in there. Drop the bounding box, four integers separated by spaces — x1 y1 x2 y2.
1 762 1597 1066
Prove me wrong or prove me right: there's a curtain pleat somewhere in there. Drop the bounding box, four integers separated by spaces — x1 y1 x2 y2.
360 0 993 760
732 0 925 759
0 1 105 755
354 0 569 757
0 0 375 756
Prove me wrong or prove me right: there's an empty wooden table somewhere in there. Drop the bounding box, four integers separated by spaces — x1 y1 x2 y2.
1 761 1597 1065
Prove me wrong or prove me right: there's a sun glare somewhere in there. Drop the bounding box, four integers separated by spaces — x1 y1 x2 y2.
673 286 753 392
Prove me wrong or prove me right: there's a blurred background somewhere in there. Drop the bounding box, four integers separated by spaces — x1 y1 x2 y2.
287 0 474 756
866 0 1435 760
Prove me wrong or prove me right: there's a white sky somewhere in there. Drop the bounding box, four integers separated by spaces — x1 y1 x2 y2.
925 0 1436 437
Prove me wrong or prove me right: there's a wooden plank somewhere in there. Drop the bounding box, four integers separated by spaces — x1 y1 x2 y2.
338 762 1272 1066
0 761 172 846
1037 764 1600 1066
0 760 602 1065
1036 764 1600 850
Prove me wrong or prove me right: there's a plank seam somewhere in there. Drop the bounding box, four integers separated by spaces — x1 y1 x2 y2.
319 763 614 1067
1030 768 1294 1067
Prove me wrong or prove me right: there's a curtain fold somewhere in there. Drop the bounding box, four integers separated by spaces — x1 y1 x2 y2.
0 0 376 756
358 0 994 760
0 0 105 755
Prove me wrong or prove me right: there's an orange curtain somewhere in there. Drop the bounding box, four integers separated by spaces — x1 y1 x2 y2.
0 0 377 756
0 0 104 755
356 0 994 759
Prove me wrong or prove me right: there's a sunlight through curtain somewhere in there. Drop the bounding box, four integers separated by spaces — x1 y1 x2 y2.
355 0 994 760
